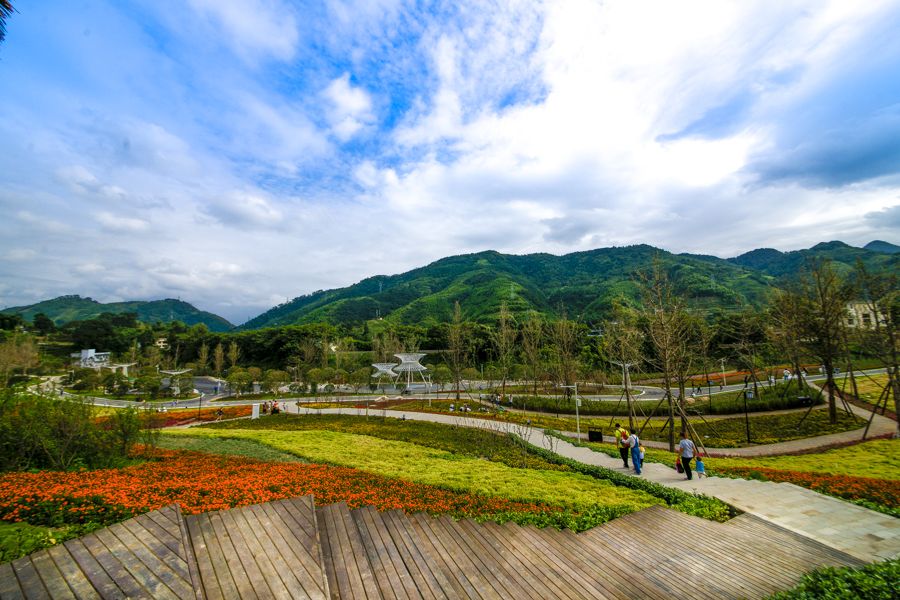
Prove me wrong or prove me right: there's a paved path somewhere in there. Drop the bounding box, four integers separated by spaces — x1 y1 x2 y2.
277 403 900 563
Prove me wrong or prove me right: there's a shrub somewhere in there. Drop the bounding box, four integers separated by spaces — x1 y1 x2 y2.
767 559 899 599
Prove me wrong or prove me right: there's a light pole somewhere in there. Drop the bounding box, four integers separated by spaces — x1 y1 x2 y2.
720 358 727 388
560 383 580 437
611 361 635 432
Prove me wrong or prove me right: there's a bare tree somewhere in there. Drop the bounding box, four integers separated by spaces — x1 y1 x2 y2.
855 262 900 435
492 301 517 402
641 262 693 451
521 313 544 399
789 259 855 424
550 315 579 405
446 301 470 401
602 305 643 431
0 1 14 45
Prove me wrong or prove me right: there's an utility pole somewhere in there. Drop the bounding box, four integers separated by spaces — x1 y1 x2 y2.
720 358 727 387
611 360 636 432
561 384 580 437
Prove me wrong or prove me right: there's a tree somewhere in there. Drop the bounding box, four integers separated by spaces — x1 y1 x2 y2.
213 343 225 376
446 302 470 401
550 316 579 392
196 342 210 375
0 1 13 45
0 334 38 387
788 259 855 424
641 262 693 451
349 367 370 393
227 341 241 370
601 305 643 431
32 313 56 335
264 369 290 394
491 302 517 402
521 313 544 398
854 262 900 434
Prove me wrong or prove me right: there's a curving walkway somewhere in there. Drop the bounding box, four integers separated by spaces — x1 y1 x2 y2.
279 404 900 563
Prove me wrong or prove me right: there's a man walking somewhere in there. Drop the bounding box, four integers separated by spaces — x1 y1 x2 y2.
614 423 629 468
677 431 697 480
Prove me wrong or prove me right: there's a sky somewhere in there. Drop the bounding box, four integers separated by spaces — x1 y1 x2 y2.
1 0 899 325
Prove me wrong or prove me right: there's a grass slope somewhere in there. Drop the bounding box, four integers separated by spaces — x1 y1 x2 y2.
165 428 662 511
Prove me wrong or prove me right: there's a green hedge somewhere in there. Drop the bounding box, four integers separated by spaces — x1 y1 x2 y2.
767 559 899 599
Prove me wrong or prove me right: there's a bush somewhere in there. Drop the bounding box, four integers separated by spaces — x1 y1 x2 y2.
767 559 899 599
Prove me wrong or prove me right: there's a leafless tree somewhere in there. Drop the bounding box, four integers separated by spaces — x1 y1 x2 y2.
446 301 470 401
492 301 517 402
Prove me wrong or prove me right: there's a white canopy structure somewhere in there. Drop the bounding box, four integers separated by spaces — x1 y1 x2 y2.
160 369 192 396
393 353 430 389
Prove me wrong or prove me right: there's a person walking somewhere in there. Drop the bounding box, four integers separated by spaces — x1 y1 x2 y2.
626 430 642 475
614 423 629 468
677 431 696 480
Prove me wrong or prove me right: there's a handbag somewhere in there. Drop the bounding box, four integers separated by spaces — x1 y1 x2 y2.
675 455 683 473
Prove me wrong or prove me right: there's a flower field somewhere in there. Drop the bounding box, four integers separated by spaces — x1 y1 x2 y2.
0 449 555 527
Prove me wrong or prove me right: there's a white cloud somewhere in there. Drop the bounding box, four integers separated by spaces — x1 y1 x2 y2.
187 0 299 61
95 212 151 232
205 192 284 229
323 73 375 140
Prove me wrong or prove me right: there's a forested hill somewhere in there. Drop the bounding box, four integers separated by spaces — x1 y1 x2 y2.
728 240 899 277
241 241 897 329
241 244 777 329
0 296 233 332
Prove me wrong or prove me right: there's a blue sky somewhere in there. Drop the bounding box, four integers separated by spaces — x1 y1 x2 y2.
1 0 899 324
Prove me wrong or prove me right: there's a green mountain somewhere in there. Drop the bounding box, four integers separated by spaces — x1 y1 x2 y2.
1 295 233 331
864 240 900 254
728 240 899 278
240 245 779 329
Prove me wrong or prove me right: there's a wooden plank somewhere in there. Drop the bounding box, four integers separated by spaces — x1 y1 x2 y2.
93 526 179 600
63 538 123 599
456 519 564 600
477 522 586 600
121 517 189 583
29 549 76 600
382 511 455 600
173 507 205 600
727 515 865 567
257 502 328 600
317 503 379 600
286 497 332 599
240 504 309 599
206 511 258 600
410 514 504 600
316 506 343 600
280 497 316 540
408 514 480 600
107 522 193 600
185 515 223 600
362 508 443 600
46 544 100 600
10 557 47 600
0 561 25 600
629 511 808 596
151 506 184 536
587 516 762 599
436 515 538 600
132 510 185 558
495 522 621 600
349 508 400 599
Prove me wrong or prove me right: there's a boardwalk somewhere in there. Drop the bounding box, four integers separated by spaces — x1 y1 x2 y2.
0 496 865 599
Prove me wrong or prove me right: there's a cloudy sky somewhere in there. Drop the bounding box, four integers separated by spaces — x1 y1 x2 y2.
1 0 899 324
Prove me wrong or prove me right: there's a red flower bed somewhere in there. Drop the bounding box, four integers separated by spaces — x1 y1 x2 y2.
714 466 899 508
0 450 554 525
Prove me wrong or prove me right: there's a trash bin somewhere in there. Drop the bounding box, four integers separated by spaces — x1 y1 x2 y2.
798 396 812 407
587 429 603 442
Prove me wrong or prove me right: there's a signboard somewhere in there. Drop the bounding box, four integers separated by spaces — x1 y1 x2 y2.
251 404 260 419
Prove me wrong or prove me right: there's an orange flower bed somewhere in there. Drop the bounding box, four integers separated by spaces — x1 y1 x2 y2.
0 449 554 525
714 466 899 508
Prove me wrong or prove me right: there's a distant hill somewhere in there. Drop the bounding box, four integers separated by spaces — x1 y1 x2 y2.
864 240 900 254
728 241 899 278
240 245 778 329
1 295 233 331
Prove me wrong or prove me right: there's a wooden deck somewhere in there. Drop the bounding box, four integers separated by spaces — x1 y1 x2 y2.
0 496 866 599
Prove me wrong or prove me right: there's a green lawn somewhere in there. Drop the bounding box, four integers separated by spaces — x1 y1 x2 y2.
0 522 101 563
834 373 893 408
165 428 662 512
156 435 306 463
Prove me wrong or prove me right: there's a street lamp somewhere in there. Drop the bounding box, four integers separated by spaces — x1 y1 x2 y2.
611 361 635 432
560 383 580 437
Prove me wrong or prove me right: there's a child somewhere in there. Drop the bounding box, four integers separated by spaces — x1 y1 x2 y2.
695 457 706 479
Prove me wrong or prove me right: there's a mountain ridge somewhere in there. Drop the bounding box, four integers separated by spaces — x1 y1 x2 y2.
1 295 234 332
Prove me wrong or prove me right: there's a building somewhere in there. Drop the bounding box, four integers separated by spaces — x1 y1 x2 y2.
845 301 885 329
70 348 111 369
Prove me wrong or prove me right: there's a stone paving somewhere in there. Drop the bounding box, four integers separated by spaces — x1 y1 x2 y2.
280 403 900 564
